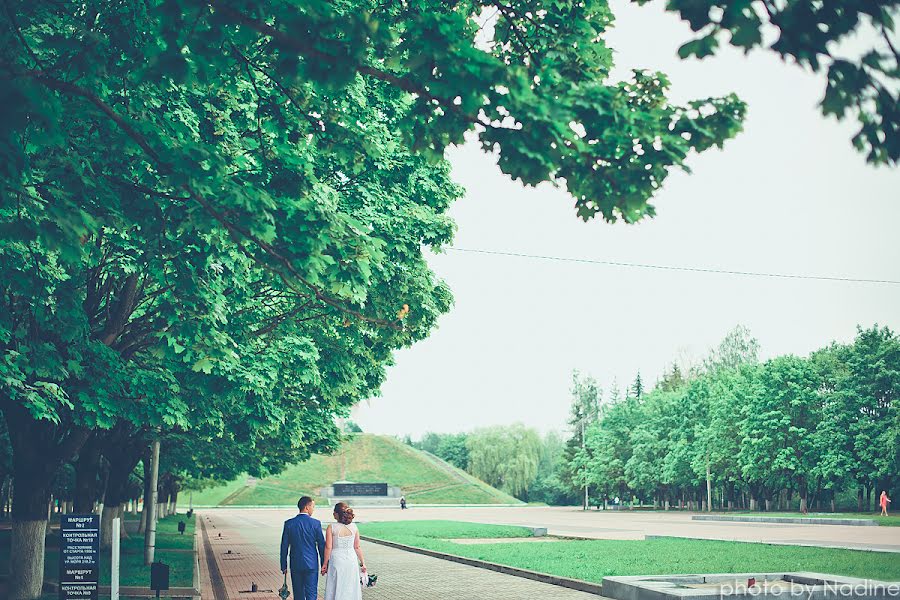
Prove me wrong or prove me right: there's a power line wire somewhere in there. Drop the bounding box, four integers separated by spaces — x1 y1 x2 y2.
444 247 900 286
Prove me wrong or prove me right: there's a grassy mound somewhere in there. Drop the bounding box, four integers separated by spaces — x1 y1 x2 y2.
191 434 520 506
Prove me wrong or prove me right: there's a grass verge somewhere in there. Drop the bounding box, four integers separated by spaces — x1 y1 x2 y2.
362 520 900 582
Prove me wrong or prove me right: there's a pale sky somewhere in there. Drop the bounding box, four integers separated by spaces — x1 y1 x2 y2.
354 0 900 438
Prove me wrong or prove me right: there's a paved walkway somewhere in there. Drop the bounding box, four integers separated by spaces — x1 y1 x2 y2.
199 510 600 600
289 506 896 553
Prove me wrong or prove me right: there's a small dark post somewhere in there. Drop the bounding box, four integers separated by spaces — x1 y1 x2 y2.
150 562 170 599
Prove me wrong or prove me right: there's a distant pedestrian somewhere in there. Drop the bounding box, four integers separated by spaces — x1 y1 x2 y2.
880 491 891 516
178 520 186 534
400 496 407 510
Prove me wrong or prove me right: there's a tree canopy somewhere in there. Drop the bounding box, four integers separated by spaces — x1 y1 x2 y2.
573 326 899 511
467 424 542 498
644 0 900 165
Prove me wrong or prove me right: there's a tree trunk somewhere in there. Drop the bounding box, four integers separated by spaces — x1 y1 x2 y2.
9 457 51 600
4 404 89 600
119 504 129 539
139 500 147 533
144 439 160 565
0 475 10 518
101 444 143 548
705 457 712 512
138 450 152 534
73 435 103 514
8 466 51 600
10 518 48 600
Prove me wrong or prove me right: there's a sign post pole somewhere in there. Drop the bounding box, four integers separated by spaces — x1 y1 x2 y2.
112 517 120 600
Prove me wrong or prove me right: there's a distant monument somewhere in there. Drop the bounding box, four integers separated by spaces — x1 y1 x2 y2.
320 481 402 506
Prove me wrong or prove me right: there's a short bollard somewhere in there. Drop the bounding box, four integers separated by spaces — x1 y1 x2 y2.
151 562 170 599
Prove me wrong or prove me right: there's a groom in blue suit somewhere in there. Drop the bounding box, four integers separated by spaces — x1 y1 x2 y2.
280 496 326 600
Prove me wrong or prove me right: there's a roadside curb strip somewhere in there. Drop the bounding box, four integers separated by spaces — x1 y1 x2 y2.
643 534 900 554
692 515 879 526
193 513 202 600
361 535 608 596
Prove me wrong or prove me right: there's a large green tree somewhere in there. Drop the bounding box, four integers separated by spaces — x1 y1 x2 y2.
561 370 602 504
467 424 541 499
0 5 461 596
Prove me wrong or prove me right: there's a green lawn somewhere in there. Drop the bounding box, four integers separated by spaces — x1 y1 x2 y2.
0 514 196 589
191 434 519 506
363 520 534 540
104 513 196 586
362 521 900 582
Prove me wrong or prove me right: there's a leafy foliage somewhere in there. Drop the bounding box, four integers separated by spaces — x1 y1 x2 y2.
574 326 900 509
413 432 470 471
467 424 542 498
641 0 900 165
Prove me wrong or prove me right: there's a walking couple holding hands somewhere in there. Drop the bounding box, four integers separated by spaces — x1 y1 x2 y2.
280 496 375 600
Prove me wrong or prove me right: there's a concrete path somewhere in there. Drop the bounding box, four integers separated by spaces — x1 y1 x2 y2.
198 509 600 600
203 506 900 553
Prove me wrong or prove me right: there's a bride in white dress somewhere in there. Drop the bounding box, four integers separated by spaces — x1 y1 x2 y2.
321 502 366 600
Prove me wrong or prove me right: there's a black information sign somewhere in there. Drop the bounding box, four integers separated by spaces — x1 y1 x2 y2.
59 514 100 600
333 482 388 496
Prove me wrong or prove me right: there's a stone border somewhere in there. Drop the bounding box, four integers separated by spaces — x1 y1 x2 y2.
643 535 899 554
361 535 607 596
691 515 879 526
200 516 228 600
193 515 202 600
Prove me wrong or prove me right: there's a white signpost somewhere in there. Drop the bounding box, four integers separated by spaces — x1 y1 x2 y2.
111 517 121 600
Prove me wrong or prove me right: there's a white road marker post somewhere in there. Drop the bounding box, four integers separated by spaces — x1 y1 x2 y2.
112 516 121 600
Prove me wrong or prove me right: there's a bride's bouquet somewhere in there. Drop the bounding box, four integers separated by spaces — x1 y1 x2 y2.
361 570 378 587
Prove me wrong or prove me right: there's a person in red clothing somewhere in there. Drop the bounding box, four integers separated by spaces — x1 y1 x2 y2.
879 490 891 517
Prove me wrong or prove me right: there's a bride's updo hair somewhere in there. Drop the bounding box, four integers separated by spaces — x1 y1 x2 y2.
334 502 354 525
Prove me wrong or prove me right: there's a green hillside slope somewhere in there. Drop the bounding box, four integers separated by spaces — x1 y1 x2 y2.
191 434 521 506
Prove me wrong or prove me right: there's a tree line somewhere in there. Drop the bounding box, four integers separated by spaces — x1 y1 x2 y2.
408 426 579 505
570 325 899 512
410 325 898 512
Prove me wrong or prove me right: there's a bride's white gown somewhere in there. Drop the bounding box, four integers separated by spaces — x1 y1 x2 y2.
324 523 362 600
